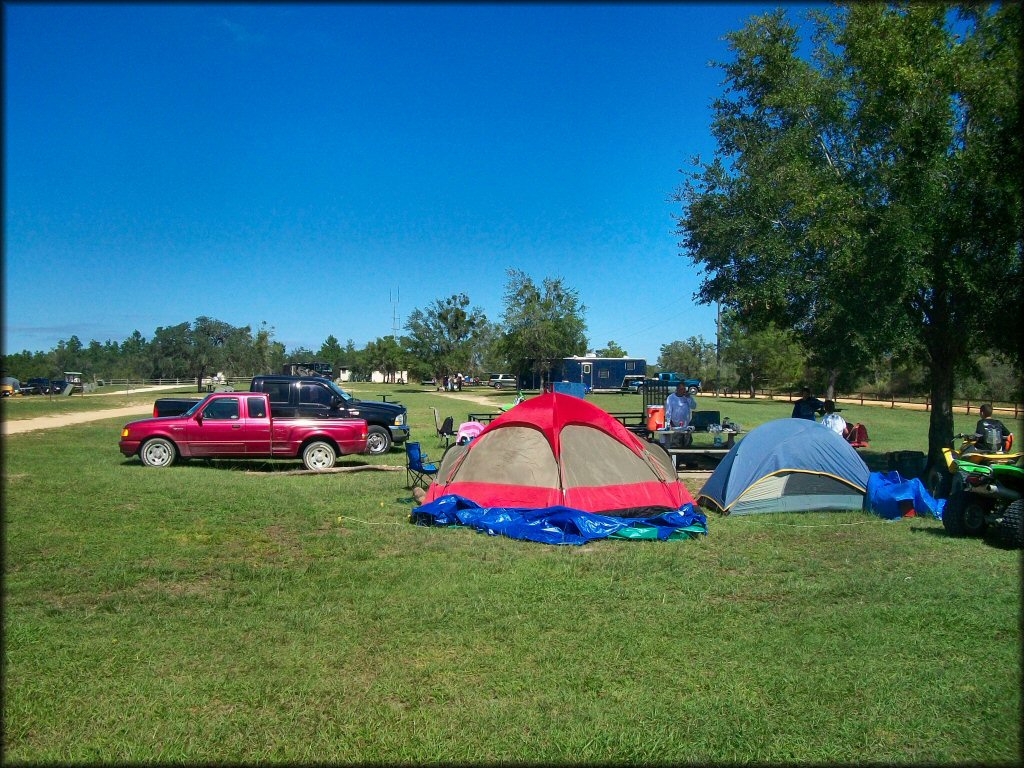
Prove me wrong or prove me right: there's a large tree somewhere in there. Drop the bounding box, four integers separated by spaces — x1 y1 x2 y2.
404 294 489 381
658 336 716 384
317 335 346 376
499 269 587 385
595 341 627 358
675 3 1021 471
721 312 806 397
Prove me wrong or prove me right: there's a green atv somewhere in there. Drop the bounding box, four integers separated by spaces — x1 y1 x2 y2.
943 454 1024 548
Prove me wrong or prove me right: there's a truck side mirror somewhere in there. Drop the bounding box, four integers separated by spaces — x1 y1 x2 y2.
331 396 343 408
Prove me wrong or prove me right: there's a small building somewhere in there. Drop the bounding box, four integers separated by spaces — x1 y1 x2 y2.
552 356 647 393
335 368 408 384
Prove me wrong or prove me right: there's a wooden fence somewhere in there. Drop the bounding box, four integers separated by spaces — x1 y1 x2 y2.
709 387 1021 419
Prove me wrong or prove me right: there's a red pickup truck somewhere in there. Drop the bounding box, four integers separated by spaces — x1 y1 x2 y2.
119 392 368 470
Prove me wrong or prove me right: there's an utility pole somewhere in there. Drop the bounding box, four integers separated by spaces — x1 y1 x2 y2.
715 301 721 395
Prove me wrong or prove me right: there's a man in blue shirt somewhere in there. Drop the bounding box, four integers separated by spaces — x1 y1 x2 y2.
792 387 824 420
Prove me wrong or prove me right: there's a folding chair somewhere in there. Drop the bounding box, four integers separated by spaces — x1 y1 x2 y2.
438 416 456 447
431 407 457 447
846 422 870 449
405 441 438 489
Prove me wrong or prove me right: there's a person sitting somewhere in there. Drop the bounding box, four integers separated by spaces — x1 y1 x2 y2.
792 387 825 420
975 403 1012 452
819 400 847 436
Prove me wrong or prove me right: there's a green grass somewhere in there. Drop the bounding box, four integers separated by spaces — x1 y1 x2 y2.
2 385 1021 762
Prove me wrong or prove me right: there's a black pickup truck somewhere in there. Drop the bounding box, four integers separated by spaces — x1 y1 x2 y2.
153 376 409 455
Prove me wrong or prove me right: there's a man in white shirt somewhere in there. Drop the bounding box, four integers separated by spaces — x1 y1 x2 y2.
665 383 697 428
819 400 847 435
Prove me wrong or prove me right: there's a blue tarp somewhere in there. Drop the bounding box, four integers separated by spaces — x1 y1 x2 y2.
412 494 707 546
551 381 588 399
865 471 946 520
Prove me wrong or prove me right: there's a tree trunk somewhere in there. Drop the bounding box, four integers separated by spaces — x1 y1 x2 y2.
824 369 838 400
748 373 756 398
926 351 956 476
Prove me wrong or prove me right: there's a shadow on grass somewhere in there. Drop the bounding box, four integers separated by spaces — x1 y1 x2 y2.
910 522 1021 551
121 458 377 473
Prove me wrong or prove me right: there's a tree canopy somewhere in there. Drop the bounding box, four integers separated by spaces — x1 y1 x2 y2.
675 3 1022 469
498 269 587 383
404 294 489 380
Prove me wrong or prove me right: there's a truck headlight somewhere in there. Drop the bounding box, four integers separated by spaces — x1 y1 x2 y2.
394 414 405 426
121 428 130 438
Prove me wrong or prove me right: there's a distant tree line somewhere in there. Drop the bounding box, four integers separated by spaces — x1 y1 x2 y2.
8 288 1017 404
656 313 1021 403
2 270 590 389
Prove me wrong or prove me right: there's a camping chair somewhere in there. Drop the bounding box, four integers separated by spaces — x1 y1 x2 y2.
431 407 457 447
406 442 438 489
845 422 870 449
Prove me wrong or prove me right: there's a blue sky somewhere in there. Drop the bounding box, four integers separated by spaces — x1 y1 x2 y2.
4 2 798 362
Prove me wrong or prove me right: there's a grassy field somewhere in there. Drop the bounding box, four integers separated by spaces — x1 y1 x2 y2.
0 385 199 420
2 385 1020 763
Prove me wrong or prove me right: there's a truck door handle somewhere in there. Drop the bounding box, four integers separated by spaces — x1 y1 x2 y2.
231 424 242 429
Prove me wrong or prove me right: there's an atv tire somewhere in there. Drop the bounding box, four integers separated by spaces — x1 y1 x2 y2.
942 485 991 538
926 467 953 500
998 499 1024 549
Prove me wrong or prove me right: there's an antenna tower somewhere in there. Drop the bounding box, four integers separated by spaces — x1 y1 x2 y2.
390 288 400 338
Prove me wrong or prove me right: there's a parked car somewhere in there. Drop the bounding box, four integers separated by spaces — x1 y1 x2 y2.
488 373 517 390
1 377 21 397
24 377 52 395
655 372 702 391
153 375 409 456
120 392 368 470
621 374 646 393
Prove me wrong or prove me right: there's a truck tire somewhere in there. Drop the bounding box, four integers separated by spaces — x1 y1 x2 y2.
942 486 990 538
998 499 1024 548
140 437 176 468
365 426 392 455
302 440 337 471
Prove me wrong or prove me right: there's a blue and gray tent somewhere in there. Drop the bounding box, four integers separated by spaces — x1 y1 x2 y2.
698 418 869 515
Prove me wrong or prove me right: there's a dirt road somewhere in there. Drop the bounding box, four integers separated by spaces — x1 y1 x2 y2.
1 388 504 436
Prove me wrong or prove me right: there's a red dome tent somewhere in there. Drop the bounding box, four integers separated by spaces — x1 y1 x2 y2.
424 392 694 516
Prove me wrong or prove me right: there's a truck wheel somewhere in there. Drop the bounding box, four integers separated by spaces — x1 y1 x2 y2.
140 438 176 468
998 499 1024 548
365 426 392 455
942 486 990 538
302 440 337 471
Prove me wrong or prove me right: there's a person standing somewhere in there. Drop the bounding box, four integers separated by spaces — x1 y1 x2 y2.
792 387 825 420
665 383 697 428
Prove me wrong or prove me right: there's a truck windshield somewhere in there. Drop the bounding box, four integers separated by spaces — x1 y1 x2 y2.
183 394 215 417
326 381 355 403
